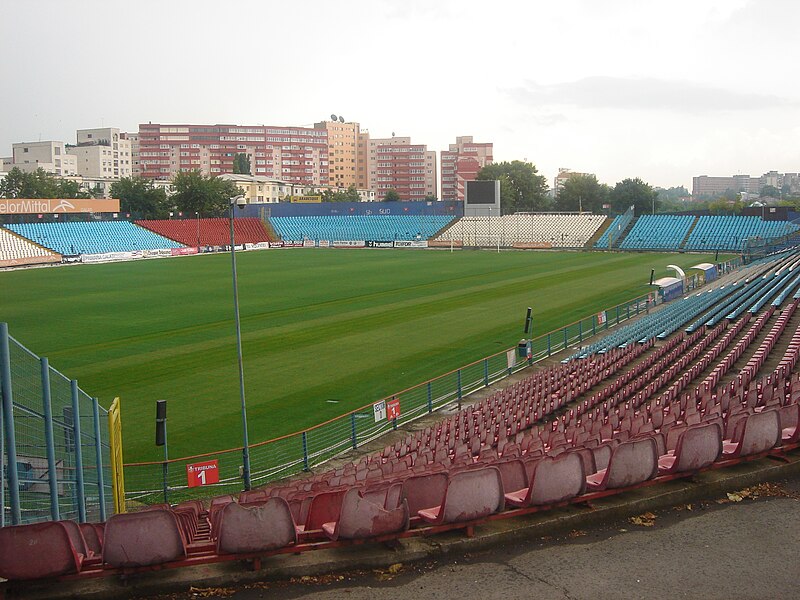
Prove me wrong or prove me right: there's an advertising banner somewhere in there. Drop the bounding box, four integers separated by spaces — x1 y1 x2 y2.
333 240 366 248
269 241 285 248
143 249 173 258
81 251 143 263
428 240 463 248
365 241 394 248
597 311 607 325
170 247 199 256
318 240 330 248
0 198 121 215
302 240 316 247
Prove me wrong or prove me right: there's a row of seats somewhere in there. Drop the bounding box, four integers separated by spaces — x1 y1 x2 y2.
136 218 272 247
269 215 454 242
435 214 607 248
685 216 799 251
0 227 60 264
619 215 695 250
5 221 183 256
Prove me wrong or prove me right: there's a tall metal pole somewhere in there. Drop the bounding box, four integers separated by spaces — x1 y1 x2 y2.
40 357 60 521
70 380 86 523
0 323 21 525
230 198 252 490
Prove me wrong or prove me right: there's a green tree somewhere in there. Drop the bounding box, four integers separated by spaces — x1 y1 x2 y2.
171 170 243 217
0 167 89 199
476 161 550 214
383 189 400 202
233 153 251 175
424 194 438 201
110 176 169 218
554 174 610 212
342 185 361 202
760 185 780 199
608 177 659 216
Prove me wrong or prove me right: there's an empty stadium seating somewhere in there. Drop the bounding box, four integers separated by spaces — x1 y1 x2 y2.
436 214 607 248
619 215 695 250
684 216 799 252
5 221 183 255
137 217 272 247
0 226 61 266
269 214 454 242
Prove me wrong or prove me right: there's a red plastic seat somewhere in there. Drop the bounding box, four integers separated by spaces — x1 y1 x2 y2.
658 423 722 475
585 437 658 492
103 509 187 568
322 489 409 541
216 498 297 554
721 410 781 459
0 521 83 580
418 467 505 525
505 452 586 508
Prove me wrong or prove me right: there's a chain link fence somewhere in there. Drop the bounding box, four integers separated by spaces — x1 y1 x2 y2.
1 323 113 525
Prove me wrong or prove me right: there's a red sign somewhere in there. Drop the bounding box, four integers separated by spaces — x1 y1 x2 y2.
186 459 219 488
387 398 401 420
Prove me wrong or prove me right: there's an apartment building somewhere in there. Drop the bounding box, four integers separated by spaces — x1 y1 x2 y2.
440 136 493 202
553 168 593 196
137 123 329 186
368 136 437 201
314 119 360 189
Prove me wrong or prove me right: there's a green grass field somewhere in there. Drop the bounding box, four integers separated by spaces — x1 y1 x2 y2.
0 249 724 462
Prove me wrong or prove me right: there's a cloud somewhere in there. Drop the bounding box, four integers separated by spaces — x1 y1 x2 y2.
507 76 799 113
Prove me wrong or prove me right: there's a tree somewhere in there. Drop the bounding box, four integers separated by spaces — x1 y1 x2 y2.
320 185 361 202
383 189 400 202
476 161 550 214
760 185 780 199
553 174 610 213
233 153 251 175
170 170 243 217
0 167 89 199
608 178 659 216
110 176 169 218
424 194 438 201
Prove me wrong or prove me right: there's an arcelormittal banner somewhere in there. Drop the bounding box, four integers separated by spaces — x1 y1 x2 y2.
0 198 121 214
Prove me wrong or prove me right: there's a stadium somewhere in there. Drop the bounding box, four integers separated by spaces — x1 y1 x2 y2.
1 196 800 596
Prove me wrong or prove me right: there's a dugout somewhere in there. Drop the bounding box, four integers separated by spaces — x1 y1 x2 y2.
653 276 684 302
689 262 718 285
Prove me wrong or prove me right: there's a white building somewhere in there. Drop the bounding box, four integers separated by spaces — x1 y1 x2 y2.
11 141 78 176
68 127 132 179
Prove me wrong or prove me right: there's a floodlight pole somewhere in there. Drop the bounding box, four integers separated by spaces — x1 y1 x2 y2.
230 195 252 490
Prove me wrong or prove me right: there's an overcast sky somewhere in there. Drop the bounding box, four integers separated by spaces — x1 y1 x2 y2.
1 0 798 190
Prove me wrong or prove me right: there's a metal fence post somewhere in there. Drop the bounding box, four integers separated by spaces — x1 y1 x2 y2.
92 398 107 521
0 323 21 525
563 327 567 350
627 304 630 321
70 380 87 523
547 334 551 356
592 317 596 337
457 369 462 411
427 382 432 413
302 431 309 471
578 320 583 343
616 306 620 324
350 413 357 450
483 359 489 387
41 357 60 521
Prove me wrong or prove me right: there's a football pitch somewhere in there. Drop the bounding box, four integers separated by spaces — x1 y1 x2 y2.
0 249 724 462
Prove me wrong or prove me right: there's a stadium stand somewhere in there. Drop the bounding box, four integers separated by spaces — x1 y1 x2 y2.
136 217 271 247
435 214 607 248
684 216 799 252
0 226 61 266
5 221 183 255
618 215 695 250
269 214 454 242
5 251 800 590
